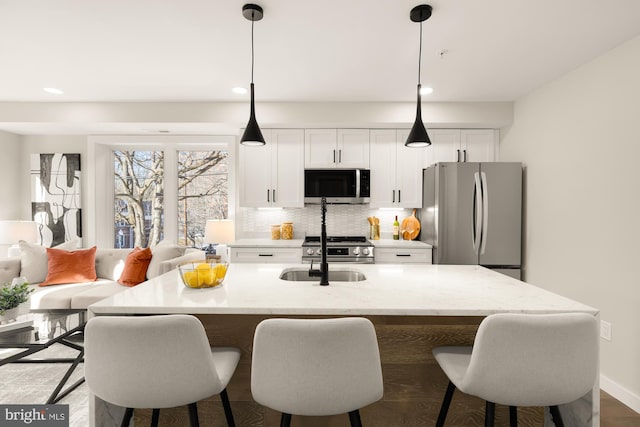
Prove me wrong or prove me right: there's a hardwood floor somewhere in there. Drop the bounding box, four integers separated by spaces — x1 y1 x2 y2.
601 391 640 427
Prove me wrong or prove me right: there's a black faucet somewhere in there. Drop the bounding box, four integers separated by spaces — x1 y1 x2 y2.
308 197 329 286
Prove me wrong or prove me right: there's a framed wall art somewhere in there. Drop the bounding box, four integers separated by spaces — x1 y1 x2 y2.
30 153 82 247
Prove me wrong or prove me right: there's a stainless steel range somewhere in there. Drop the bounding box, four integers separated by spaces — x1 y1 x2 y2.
302 236 374 264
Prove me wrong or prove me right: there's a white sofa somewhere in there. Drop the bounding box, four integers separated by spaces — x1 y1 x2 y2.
0 243 204 312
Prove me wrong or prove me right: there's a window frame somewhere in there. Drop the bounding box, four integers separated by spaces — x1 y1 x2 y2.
87 135 236 249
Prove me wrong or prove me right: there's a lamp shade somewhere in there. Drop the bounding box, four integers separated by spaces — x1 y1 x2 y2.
0 220 38 245
204 220 235 244
240 83 266 146
405 84 432 147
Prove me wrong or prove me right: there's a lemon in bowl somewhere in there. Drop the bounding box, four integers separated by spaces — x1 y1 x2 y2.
179 261 228 288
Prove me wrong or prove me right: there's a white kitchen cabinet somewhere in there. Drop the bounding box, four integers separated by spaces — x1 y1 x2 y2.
460 129 498 162
375 247 432 264
304 129 370 168
370 129 423 208
239 129 304 208
427 129 498 166
230 247 301 263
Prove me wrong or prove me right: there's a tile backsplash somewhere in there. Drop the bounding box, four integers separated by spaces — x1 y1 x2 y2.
237 205 416 239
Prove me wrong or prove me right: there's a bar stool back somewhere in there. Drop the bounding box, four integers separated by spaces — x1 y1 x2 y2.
85 314 240 427
432 312 598 426
251 317 384 427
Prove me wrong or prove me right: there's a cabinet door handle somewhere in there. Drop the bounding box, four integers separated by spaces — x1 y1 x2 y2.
258 254 274 257
273 189 276 203
396 254 411 257
267 189 270 202
333 149 336 163
392 190 395 203
463 150 467 162
457 149 461 162
398 189 401 203
339 149 342 163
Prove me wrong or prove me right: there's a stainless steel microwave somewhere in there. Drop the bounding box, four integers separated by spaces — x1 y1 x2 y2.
304 169 370 204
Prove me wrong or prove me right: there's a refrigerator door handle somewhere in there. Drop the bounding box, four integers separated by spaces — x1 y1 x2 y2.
480 171 489 255
473 172 483 254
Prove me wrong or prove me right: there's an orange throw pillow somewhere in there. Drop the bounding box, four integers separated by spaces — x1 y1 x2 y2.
118 247 153 287
40 246 98 286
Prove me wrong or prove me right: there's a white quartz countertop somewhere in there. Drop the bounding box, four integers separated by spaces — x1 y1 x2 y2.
229 239 303 248
89 263 597 317
371 239 432 248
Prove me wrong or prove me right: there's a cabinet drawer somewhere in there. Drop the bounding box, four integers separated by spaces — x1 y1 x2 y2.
375 248 432 264
230 248 300 263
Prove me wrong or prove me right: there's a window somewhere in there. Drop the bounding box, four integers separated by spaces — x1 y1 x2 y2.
91 136 234 249
113 150 165 248
177 150 229 247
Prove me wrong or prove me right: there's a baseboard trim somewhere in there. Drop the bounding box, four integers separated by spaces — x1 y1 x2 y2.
601 374 640 414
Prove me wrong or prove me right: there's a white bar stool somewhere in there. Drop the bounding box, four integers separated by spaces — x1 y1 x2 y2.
432 312 598 427
251 317 384 427
85 314 240 427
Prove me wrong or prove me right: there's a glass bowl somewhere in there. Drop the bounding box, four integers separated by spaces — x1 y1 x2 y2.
178 261 228 289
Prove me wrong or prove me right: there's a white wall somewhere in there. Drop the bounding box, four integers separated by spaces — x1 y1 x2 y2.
500 35 640 410
0 101 513 131
0 131 22 219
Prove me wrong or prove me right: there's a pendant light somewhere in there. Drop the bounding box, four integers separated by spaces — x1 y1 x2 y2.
240 4 266 146
405 4 433 148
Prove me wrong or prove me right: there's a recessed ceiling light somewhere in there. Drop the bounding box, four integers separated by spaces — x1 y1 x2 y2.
420 87 434 95
43 87 64 95
232 87 248 95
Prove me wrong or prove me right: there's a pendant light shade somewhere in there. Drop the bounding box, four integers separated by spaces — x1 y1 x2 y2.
240 4 265 146
241 82 265 146
406 4 433 148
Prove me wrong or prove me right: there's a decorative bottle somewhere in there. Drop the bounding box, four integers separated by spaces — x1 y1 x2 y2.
393 215 400 240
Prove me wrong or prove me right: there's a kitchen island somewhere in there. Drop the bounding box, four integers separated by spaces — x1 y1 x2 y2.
89 263 599 426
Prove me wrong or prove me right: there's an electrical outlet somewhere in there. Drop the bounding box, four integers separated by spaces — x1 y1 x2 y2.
600 320 612 341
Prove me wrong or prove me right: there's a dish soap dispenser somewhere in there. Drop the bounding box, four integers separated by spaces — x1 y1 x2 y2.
393 215 400 240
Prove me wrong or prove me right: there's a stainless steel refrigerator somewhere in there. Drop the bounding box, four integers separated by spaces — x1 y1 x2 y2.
420 162 522 279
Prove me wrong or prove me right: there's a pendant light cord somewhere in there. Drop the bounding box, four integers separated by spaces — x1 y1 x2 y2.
251 12 255 84
418 20 422 85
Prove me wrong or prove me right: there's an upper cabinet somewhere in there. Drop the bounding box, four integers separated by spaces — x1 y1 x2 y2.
305 129 370 168
239 129 304 208
428 129 498 166
370 129 424 208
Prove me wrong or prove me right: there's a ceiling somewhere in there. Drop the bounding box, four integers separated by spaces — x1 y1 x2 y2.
1 0 640 134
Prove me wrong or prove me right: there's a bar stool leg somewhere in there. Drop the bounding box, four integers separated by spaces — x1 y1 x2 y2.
151 409 160 427
120 408 133 427
509 406 518 427
550 405 564 427
436 381 456 427
188 402 199 427
348 410 363 427
485 401 495 427
220 389 236 427
280 413 292 427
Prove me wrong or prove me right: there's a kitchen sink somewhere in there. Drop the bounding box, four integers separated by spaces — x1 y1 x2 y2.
279 267 367 282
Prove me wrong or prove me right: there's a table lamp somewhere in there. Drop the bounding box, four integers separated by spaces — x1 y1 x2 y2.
204 219 235 262
0 220 38 258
